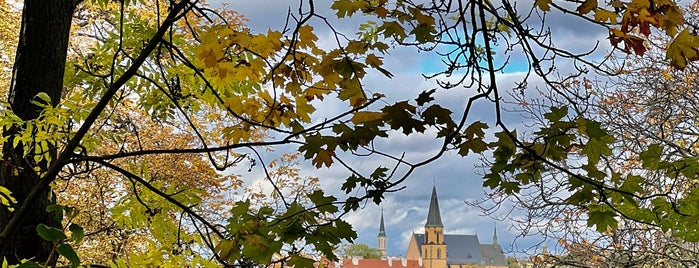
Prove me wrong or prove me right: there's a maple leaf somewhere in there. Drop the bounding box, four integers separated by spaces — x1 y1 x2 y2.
594 9 618 24
609 29 647 56
381 101 426 135
378 21 407 40
312 150 335 168
666 28 699 70
534 0 552 11
587 205 618 232
196 43 223 68
415 88 436 106
298 25 318 48
351 111 384 125
577 0 597 15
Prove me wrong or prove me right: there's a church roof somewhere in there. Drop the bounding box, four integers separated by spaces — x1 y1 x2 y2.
341 258 424 268
412 234 483 264
480 244 508 266
425 186 443 227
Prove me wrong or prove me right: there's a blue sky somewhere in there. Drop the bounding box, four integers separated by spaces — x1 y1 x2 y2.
220 0 612 258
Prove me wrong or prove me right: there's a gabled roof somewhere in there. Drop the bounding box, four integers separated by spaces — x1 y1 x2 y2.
341 258 423 268
425 186 443 227
412 233 483 264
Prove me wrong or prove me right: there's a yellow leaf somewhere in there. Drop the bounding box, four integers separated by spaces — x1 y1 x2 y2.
577 0 597 15
196 43 223 68
365 53 383 67
666 28 699 70
351 111 384 125
298 25 317 48
295 96 314 122
304 87 328 101
594 9 618 24
662 68 672 80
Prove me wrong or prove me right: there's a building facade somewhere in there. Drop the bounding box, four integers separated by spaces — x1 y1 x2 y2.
383 186 508 268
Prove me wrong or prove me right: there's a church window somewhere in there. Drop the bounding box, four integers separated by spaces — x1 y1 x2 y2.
437 248 441 259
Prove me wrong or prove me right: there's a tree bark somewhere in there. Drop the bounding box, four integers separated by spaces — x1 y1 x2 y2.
0 0 75 264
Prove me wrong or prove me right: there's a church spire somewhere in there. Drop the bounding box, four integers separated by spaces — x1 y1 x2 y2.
425 185 443 227
378 209 387 256
378 209 386 237
493 224 498 245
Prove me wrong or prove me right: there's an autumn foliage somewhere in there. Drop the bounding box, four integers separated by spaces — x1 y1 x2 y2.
1 0 699 267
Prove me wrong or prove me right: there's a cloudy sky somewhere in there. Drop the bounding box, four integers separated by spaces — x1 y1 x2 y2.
218 0 612 257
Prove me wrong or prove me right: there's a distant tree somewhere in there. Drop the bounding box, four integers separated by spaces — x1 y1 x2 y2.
506 256 521 268
341 243 384 259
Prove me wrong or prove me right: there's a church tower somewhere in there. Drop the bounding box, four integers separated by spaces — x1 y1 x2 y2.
422 186 447 268
378 209 387 257
493 224 498 245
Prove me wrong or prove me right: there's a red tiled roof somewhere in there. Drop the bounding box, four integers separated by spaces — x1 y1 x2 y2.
340 258 424 268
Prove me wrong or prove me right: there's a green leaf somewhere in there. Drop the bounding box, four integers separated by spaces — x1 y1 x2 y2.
46 204 64 222
381 101 426 135
581 138 611 164
464 121 488 139
410 24 434 43
335 219 357 241
458 138 489 156
14 261 42 268
378 21 408 40
666 28 699 70
587 205 618 232
370 167 388 181
288 255 316 267
544 106 568 122
639 144 662 169
422 105 453 126
308 190 338 213
69 223 85 243
36 224 67 241
415 89 436 106
56 244 80 268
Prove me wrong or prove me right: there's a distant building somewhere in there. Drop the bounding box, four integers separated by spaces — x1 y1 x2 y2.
337 185 508 268
340 257 424 268
400 186 508 268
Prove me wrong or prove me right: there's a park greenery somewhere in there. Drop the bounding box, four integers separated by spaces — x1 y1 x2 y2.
1 0 699 267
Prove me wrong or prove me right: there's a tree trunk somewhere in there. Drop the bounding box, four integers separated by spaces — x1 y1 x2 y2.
0 0 75 264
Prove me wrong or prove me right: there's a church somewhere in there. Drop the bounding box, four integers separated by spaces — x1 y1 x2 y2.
373 186 508 268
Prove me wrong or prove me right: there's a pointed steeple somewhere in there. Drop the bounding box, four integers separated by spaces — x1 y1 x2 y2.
425 185 443 227
378 209 386 237
377 209 387 256
493 224 498 245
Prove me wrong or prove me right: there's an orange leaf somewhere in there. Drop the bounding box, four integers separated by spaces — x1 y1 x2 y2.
577 0 597 15
313 150 335 168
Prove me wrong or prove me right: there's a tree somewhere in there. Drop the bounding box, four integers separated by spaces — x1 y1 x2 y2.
1 0 698 266
472 1 699 266
340 243 383 259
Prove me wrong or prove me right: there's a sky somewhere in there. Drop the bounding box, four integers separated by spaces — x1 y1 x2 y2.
218 0 612 258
